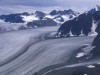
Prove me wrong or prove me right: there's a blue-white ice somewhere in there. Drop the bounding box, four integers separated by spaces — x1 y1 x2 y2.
0 26 96 75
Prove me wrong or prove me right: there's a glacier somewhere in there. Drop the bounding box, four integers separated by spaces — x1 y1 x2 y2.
0 26 96 75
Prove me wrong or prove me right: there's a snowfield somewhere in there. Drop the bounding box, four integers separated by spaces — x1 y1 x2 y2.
0 26 96 75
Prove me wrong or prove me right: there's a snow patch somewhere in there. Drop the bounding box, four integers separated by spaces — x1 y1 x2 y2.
90 20 97 35
53 19 63 25
87 65 95 68
22 15 39 22
62 15 69 21
84 74 87 75
45 15 56 19
69 31 74 36
76 52 85 58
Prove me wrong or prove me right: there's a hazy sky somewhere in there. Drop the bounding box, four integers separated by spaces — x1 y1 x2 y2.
0 0 100 14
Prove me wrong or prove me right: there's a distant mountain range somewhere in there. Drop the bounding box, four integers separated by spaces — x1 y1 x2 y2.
57 5 100 37
0 9 79 24
0 6 100 33
0 9 79 31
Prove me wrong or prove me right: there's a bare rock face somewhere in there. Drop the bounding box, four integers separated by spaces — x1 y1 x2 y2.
91 24 100 56
0 12 29 23
57 8 100 37
27 18 57 28
57 13 93 37
50 9 79 16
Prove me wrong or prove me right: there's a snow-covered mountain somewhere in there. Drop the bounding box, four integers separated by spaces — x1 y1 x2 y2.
22 9 79 26
48 9 79 24
57 6 100 37
0 9 79 24
50 9 78 16
0 9 79 32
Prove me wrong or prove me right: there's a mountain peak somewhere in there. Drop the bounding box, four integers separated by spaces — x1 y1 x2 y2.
88 5 100 14
49 10 58 16
35 11 46 19
50 9 79 16
95 5 100 11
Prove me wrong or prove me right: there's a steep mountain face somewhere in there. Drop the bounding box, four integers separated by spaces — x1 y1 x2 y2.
91 11 100 56
57 6 100 37
57 13 93 37
91 33 100 56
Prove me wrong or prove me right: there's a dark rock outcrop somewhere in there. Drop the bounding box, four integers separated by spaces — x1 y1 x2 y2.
57 13 93 37
35 11 46 20
57 6 100 37
0 12 29 23
50 9 79 16
27 18 57 28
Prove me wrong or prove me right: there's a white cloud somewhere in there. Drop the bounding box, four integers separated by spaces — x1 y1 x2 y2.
0 0 100 14
0 5 90 15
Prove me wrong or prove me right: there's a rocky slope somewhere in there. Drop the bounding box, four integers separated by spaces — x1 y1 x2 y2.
57 6 100 37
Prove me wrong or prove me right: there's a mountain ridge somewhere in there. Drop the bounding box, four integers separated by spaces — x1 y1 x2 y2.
57 5 100 37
